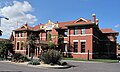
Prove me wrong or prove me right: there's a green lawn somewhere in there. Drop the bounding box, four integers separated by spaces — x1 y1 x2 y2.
63 58 119 63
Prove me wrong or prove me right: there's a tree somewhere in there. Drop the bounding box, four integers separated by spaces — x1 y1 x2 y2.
48 41 55 49
0 40 14 59
0 30 2 36
118 44 120 50
46 31 51 41
26 33 37 60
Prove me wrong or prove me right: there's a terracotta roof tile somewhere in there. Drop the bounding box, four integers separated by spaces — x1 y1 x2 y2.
57 19 93 28
14 24 34 31
100 28 119 34
33 24 45 31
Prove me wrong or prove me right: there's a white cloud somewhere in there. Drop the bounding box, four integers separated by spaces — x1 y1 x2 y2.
115 24 120 28
0 1 37 38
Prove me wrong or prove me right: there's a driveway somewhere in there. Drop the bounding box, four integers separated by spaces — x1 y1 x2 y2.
0 61 120 72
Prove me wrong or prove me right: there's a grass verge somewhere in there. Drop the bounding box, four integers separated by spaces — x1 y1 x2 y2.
64 58 119 63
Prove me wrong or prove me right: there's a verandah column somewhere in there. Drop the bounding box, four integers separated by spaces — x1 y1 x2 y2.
68 28 71 57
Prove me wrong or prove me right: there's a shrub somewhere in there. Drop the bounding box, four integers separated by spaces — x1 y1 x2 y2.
12 53 22 62
28 60 40 65
39 49 62 64
11 53 28 62
48 42 55 48
57 61 61 65
0 58 5 61
21 55 29 62
61 62 68 66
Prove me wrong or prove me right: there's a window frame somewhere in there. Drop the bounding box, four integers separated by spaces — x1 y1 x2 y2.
64 43 68 52
74 28 78 35
20 42 24 50
17 42 19 50
64 30 68 37
74 42 78 52
81 42 86 53
81 29 85 35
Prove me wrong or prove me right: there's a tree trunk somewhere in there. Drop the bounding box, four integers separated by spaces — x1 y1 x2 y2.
4 49 8 60
30 53 34 61
28 45 30 57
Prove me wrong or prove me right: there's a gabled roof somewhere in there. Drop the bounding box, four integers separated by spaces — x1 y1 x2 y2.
100 28 119 34
33 24 45 31
57 18 93 29
13 24 34 31
13 18 94 31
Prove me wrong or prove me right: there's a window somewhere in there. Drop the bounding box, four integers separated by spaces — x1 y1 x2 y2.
64 43 68 52
74 29 78 35
64 30 68 37
17 42 19 50
17 42 24 50
15 33 17 37
74 42 78 52
81 29 85 35
17 32 21 37
17 32 19 37
20 42 24 50
21 32 24 37
81 42 85 53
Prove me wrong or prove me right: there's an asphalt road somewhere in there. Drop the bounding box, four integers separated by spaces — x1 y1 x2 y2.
0 61 120 72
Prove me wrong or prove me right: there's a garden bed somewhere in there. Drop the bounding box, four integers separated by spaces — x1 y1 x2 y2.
0 60 71 69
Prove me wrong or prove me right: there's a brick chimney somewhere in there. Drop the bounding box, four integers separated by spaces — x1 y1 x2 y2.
92 14 96 23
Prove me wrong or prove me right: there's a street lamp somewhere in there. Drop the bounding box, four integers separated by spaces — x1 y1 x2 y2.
0 16 9 36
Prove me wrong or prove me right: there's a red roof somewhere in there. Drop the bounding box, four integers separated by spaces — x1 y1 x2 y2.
100 28 118 34
14 24 34 31
13 18 94 31
57 18 93 29
33 24 45 31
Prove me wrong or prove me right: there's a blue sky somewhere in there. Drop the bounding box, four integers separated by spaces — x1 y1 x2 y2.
0 0 120 43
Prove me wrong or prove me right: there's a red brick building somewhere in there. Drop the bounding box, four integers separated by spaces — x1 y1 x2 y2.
11 14 119 59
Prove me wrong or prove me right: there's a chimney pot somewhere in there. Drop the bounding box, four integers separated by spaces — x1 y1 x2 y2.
92 13 96 23
92 14 96 17
96 19 99 25
25 24 28 26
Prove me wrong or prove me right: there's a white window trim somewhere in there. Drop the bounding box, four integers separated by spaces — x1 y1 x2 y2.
80 34 92 36
64 37 68 38
17 41 24 42
41 37 46 38
73 40 79 42
80 40 86 42
73 52 92 54
68 35 79 36
15 50 26 51
16 41 24 50
64 41 68 43
80 34 86 36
